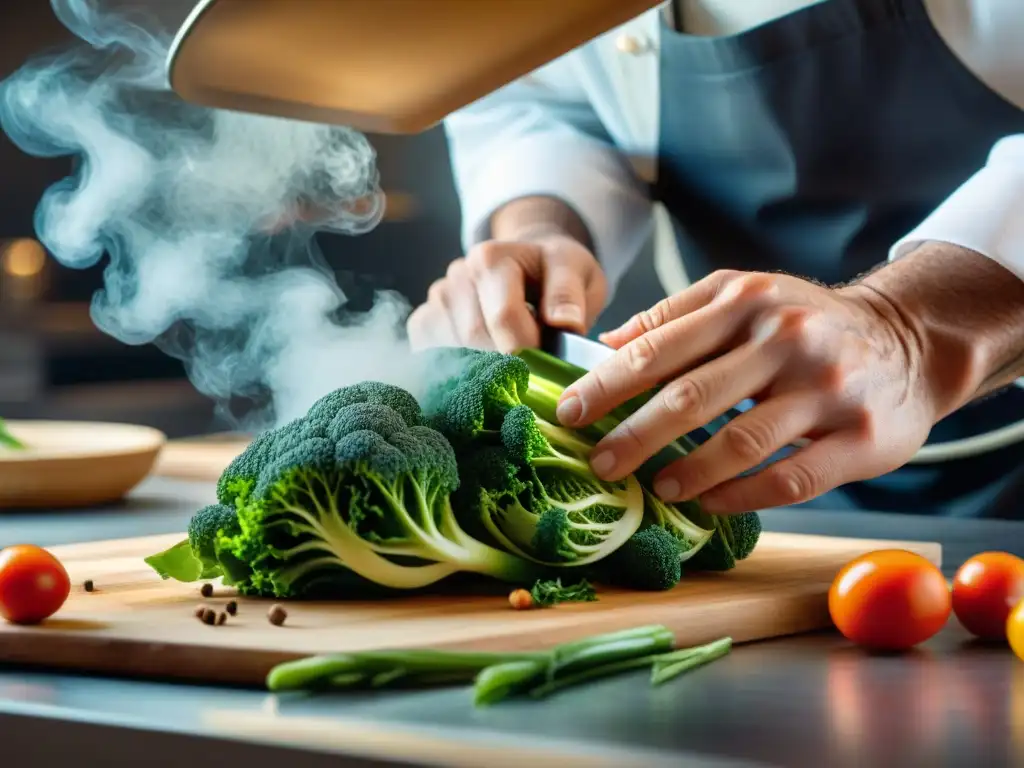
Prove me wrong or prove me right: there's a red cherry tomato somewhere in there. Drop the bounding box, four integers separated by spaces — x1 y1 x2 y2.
0 544 71 625
828 549 951 651
951 551 1024 641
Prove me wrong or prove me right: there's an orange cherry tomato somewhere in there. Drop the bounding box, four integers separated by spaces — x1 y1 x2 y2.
1007 598 1024 662
828 549 951 651
951 551 1024 641
0 544 71 625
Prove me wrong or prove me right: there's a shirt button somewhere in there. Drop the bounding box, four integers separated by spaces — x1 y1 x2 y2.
615 34 647 54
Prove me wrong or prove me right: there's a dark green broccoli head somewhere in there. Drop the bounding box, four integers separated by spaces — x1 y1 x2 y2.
423 350 531 446
305 381 424 433
217 395 485 598
216 425 285 506
500 404 550 464
594 525 682 591
724 511 762 561
187 503 240 561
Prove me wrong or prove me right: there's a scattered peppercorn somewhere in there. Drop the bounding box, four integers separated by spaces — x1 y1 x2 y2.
83 579 94 593
200 583 213 598
268 604 287 626
201 608 216 625
194 604 206 619
216 611 227 626
508 588 534 610
225 600 238 616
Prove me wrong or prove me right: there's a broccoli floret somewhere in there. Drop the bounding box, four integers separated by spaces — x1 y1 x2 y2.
187 503 240 562
454 404 644 567
726 512 763 561
424 352 645 570
305 381 423 431
145 503 240 583
423 350 531 447
642 491 714 564
686 511 763 572
213 388 543 598
216 425 282 507
592 526 683 591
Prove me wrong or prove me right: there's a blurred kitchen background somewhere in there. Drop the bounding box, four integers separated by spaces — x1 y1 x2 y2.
0 1 668 439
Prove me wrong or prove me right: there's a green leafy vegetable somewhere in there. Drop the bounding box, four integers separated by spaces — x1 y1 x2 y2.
529 577 597 608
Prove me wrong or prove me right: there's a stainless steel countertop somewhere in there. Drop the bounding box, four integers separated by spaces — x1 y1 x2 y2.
1 477 1023 768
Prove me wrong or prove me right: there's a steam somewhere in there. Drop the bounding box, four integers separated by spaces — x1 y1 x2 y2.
0 0 439 429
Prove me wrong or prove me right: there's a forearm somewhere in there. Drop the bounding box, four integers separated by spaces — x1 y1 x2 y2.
851 241 1024 417
489 195 594 250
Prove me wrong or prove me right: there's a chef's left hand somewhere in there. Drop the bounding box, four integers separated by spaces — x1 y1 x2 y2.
555 269 941 515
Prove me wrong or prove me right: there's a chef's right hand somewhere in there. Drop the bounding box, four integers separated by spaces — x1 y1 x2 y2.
407 234 607 353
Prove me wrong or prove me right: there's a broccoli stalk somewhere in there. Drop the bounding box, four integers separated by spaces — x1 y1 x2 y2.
642 489 713 563
230 455 540 594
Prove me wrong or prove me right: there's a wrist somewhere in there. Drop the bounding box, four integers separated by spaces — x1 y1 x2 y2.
846 241 1024 418
489 195 593 251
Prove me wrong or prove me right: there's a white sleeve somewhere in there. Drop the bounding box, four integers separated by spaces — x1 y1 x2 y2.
442 59 653 294
889 134 1024 282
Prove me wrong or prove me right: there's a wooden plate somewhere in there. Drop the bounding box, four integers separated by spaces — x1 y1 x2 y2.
0 421 166 510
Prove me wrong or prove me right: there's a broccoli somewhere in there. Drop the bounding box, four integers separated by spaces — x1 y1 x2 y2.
422 350 531 447
425 354 645 569
210 389 544 598
686 511 763 571
642 491 714 564
592 526 683 591
515 347 764 571
187 503 240 562
145 502 239 582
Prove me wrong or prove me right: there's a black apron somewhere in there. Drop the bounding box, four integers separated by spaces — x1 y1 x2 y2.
654 0 1024 518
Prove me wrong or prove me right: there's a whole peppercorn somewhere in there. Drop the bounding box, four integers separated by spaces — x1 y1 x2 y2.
267 604 288 626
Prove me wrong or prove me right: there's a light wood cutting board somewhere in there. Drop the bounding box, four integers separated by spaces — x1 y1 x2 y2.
0 531 941 687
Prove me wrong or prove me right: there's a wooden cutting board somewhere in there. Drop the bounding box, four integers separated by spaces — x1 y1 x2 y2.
0 531 941 687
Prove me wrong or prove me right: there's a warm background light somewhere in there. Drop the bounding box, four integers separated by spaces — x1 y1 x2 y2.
2 238 47 278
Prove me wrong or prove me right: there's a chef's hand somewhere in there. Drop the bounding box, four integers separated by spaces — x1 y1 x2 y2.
407 233 607 353
555 269 941 515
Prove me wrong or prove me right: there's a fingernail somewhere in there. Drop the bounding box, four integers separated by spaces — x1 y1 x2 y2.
655 478 680 500
556 394 582 425
590 450 616 478
549 305 583 327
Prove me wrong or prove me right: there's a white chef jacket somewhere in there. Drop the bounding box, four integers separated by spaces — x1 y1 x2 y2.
443 0 1024 296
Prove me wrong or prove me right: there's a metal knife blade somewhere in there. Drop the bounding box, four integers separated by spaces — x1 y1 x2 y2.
537 325 613 372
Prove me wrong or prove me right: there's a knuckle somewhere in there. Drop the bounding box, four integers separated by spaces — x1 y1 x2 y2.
725 272 776 303
470 241 506 270
663 377 704 415
490 304 521 331
446 257 467 279
772 462 822 504
769 306 814 342
426 280 449 305
710 268 744 286
721 421 775 462
610 419 648 456
625 335 659 374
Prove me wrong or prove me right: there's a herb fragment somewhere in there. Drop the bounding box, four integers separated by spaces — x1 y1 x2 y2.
529 578 597 608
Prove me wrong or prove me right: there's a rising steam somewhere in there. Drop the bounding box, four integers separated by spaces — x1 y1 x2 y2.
0 0 439 429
